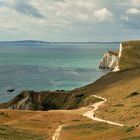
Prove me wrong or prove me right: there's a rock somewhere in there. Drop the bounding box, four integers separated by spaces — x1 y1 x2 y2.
7 89 15 93
99 43 124 71
99 51 118 71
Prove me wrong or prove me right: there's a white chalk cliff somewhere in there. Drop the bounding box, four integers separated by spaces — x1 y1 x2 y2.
113 43 122 71
99 43 122 71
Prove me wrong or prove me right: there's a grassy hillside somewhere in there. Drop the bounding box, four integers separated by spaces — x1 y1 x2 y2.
0 125 44 140
119 41 140 70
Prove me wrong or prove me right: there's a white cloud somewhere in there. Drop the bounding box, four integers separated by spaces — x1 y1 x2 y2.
126 8 140 14
94 8 113 22
0 0 139 41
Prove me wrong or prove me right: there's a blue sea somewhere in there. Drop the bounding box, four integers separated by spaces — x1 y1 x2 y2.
0 41 119 102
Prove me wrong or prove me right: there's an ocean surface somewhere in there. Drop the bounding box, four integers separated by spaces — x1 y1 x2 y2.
0 41 119 102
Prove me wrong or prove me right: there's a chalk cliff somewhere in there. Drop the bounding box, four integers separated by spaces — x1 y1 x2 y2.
99 43 123 71
99 50 119 71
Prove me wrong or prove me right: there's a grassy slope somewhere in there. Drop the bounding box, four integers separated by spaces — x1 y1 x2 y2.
0 125 44 140
119 41 140 70
59 68 140 140
0 109 82 140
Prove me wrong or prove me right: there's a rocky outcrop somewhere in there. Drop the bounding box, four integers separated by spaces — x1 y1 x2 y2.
0 90 88 110
0 91 69 110
99 43 125 71
99 50 119 71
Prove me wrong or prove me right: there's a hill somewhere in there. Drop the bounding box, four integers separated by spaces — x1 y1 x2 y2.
119 41 140 70
0 40 49 44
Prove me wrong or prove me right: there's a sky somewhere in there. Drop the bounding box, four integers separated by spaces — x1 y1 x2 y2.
0 0 140 42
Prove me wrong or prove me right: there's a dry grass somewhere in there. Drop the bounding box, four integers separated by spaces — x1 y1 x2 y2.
0 109 81 140
119 41 140 70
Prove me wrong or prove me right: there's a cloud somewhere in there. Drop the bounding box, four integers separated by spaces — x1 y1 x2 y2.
2 0 44 18
126 8 140 14
0 0 139 41
130 0 140 7
94 8 113 22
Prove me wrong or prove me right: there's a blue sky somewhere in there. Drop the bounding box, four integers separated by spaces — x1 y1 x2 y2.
0 0 140 42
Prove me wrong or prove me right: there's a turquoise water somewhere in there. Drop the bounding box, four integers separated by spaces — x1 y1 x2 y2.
0 42 119 102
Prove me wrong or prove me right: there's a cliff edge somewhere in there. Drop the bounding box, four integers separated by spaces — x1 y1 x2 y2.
99 40 140 71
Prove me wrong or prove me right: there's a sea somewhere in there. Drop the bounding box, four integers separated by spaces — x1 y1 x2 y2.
0 41 119 102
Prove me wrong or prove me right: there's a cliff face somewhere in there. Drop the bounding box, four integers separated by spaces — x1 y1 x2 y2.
100 41 140 71
0 90 89 110
99 50 119 71
113 43 122 71
0 91 70 110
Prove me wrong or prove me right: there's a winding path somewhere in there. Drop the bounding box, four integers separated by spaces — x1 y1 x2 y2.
83 95 124 127
52 124 63 140
52 95 124 140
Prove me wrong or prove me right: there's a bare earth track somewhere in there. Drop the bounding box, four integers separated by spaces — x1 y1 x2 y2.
52 95 124 140
83 95 124 127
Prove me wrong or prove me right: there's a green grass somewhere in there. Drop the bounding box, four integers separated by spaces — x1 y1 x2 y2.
0 125 45 140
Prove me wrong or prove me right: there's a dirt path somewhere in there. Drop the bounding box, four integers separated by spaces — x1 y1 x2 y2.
52 124 63 140
52 95 124 140
83 95 124 127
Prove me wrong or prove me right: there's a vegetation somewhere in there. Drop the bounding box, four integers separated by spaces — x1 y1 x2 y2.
119 41 140 70
123 126 135 133
84 96 103 106
63 122 112 131
125 92 140 99
0 125 45 140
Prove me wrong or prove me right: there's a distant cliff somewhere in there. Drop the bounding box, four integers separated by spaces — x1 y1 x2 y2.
99 41 140 71
99 51 118 70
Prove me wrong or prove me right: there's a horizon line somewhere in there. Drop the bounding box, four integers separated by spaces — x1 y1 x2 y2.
0 40 121 43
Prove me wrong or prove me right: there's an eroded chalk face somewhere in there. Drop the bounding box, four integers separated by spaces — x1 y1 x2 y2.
99 51 119 71
99 43 123 72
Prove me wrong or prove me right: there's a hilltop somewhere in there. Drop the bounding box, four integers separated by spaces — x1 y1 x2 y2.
119 41 140 70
